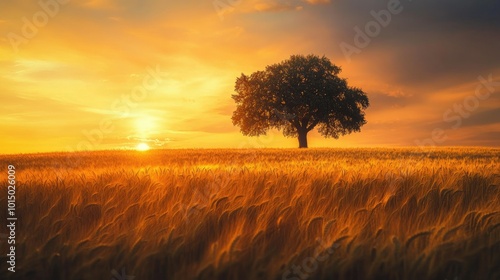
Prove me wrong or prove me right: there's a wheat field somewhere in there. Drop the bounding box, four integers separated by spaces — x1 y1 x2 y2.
0 148 499 280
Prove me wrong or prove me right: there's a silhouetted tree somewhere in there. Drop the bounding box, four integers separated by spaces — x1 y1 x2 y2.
232 54 369 148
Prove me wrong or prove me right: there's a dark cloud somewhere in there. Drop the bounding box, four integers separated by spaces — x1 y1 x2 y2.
366 91 416 111
462 108 500 128
406 0 500 27
461 131 500 146
327 0 500 87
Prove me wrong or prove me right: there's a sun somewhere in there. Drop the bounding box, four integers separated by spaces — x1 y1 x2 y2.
136 143 150 151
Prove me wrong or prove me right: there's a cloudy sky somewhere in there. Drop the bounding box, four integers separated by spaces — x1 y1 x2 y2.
1 0 499 153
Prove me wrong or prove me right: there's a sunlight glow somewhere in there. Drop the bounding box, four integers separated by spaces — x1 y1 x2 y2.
136 143 150 151
135 115 157 138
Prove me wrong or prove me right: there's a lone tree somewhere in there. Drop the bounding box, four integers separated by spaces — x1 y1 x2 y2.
231 54 369 148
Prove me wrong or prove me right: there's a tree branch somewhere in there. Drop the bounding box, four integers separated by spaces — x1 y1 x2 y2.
306 119 320 132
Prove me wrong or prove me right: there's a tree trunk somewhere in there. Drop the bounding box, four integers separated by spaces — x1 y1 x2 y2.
298 130 308 148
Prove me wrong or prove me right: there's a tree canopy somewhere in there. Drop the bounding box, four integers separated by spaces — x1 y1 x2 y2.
232 54 369 148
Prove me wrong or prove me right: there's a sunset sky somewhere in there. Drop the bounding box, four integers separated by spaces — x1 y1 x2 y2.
1 0 499 154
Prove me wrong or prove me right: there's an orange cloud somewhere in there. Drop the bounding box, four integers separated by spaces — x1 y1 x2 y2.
0 0 498 154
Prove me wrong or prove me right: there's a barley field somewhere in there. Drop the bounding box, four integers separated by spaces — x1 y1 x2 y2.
0 148 499 280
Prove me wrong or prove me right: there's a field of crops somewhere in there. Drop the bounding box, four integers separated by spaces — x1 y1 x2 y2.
0 148 499 280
